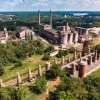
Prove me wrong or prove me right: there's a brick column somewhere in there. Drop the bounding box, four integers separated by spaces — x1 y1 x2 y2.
16 72 22 86
73 51 77 60
89 56 92 65
79 61 87 78
72 63 76 75
38 65 42 76
28 68 32 81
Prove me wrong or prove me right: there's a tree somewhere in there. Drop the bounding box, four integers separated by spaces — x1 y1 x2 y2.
34 76 47 94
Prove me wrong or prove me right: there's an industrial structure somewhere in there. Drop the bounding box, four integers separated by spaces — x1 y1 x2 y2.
38 10 78 46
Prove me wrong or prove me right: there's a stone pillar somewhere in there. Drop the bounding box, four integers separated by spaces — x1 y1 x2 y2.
61 56 64 65
93 55 96 63
0 79 3 88
46 62 50 71
72 63 76 75
73 51 77 60
28 68 32 81
68 56 70 63
38 65 42 76
79 61 87 78
89 56 92 65
17 72 22 86
54 58 57 65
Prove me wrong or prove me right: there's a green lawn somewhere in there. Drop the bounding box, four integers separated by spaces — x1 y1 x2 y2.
0 55 55 82
88 68 100 78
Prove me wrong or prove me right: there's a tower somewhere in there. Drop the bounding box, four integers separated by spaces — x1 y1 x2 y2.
50 10 52 27
38 10 40 25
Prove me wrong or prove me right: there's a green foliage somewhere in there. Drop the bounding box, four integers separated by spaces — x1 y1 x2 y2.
44 45 55 53
46 64 69 79
14 60 22 68
0 67 5 76
0 88 11 100
56 50 69 58
90 44 100 53
68 46 76 54
50 74 100 100
42 54 50 60
0 87 26 100
0 39 44 67
34 76 47 94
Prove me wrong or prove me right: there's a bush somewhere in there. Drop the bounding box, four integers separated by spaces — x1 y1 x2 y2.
0 67 5 76
44 45 55 53
42 54 50 60
14 60 22 68
34 76 47 94
68 46 76 53
56 50 69 58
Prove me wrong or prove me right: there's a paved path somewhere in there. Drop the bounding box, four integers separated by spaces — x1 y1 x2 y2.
61 52 100 78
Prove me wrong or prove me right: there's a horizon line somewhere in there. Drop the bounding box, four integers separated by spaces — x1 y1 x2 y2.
0 10 100 12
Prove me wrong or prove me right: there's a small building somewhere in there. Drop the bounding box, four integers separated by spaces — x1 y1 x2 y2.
16 27 35 40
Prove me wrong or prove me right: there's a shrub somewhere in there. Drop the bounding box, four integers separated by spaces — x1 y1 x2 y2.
42 54 50 60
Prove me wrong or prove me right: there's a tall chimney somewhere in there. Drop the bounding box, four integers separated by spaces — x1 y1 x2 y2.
38 10 40 25
50 10 52 27
66 22 68 31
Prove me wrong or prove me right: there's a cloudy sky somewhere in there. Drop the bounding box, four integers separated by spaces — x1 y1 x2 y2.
0 0 100 11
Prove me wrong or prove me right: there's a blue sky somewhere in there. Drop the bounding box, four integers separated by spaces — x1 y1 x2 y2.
0 0 100 11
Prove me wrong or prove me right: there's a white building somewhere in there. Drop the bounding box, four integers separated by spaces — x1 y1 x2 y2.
16 27 35 40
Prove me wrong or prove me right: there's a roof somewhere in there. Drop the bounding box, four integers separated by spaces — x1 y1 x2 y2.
17 27 30 33
45 29 58 35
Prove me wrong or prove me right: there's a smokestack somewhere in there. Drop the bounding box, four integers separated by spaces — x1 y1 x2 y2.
66 22 68 31
38 10 40 25
50 10 52 27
